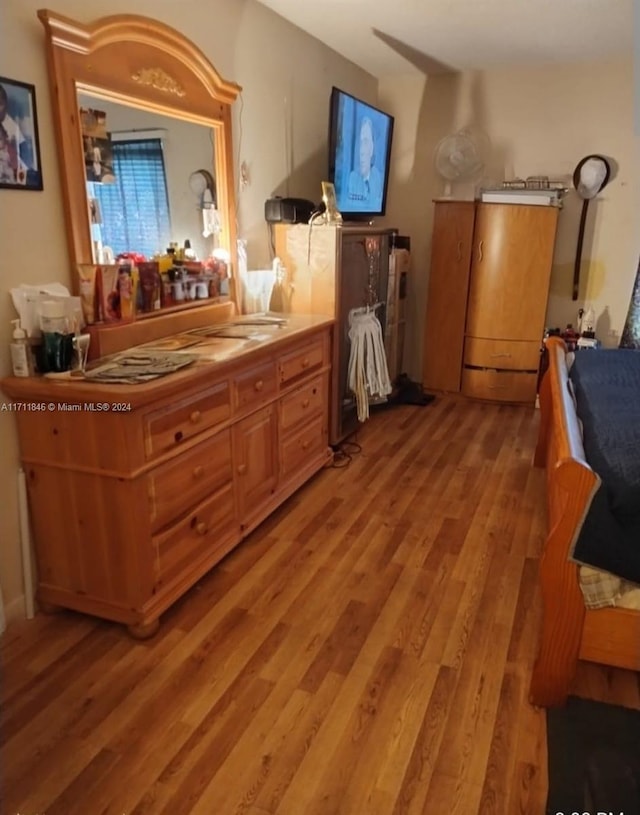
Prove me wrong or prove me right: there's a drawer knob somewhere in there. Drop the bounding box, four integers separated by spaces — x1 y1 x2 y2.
237 463 247 475
490 353 512 359
192 465 204 479
190 410 202 424
302 398 310 408
301 358 310 368
302 440 311 450
196 521 207 536
254 380 264 392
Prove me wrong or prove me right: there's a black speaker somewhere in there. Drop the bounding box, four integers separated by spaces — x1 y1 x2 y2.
264 196 315 224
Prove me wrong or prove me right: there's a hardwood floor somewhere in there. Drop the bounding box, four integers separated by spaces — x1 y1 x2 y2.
2 395 639 815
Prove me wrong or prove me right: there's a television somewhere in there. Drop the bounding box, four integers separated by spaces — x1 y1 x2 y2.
328 86 394 219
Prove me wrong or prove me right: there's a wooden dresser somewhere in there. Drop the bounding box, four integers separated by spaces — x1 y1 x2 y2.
1 316 333 637
422 201 558 404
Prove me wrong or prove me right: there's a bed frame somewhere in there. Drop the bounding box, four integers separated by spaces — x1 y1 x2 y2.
529 337 640 707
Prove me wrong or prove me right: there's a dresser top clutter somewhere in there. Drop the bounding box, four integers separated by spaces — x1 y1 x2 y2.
2 314 332 405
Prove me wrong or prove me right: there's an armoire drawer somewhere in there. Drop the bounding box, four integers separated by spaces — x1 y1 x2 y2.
464 337 541 371
462 368 538 404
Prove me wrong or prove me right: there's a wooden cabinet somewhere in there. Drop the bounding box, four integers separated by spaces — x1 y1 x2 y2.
422 201 558 404
2 320 332 636
422 201 475 393
465 204 558 342
274 223 404 445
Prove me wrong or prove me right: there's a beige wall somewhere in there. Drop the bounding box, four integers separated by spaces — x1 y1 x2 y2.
380 58 639 378
0 0 375 622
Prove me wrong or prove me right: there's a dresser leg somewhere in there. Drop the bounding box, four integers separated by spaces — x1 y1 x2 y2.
127 618 160 640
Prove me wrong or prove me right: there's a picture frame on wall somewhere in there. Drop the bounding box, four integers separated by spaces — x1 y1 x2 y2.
0 76 44 191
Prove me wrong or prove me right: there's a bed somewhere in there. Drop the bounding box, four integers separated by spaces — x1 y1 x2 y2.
529 337 640 707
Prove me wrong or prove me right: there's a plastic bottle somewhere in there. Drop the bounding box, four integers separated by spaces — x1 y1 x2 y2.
10 319 33 377
184 239 196 261
38 300 73 373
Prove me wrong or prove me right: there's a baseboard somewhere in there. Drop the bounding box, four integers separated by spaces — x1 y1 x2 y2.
1 593 31 633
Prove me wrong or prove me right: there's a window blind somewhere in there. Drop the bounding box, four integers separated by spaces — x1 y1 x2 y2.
94 138 171 259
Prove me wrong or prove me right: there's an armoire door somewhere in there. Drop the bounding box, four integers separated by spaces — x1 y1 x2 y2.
422 201 475 392
465 204 558 342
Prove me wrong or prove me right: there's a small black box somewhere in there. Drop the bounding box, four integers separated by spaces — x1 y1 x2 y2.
265 196 315 224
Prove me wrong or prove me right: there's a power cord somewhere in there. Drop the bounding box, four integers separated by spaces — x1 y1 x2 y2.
234 91 245 228
330 435 362 468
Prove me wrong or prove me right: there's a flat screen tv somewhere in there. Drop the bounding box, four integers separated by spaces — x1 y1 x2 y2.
328 87 394 219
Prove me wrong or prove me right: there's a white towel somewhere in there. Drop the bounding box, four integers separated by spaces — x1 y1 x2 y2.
347 309 392 422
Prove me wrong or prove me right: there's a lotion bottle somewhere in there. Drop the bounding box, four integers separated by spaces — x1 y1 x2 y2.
10 319 33 377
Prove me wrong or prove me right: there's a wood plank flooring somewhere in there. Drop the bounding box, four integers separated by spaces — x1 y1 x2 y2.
2 395 639 815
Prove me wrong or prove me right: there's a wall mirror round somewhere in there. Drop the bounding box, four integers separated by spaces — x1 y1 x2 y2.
39 9 241 353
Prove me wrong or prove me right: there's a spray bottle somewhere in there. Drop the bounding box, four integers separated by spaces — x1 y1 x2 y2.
10 320 33 377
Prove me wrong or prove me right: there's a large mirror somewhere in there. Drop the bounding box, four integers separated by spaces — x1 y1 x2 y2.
78 93 220 265
39 8 241 352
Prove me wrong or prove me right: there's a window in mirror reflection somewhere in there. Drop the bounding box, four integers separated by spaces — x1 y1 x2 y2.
78 93 219 264
89 137 171 259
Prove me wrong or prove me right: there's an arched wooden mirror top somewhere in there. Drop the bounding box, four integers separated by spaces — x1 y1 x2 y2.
39 8 242 352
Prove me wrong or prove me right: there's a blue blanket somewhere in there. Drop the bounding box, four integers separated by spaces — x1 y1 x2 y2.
569 349 640 583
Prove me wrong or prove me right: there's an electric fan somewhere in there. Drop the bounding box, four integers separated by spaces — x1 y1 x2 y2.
434 129 485 197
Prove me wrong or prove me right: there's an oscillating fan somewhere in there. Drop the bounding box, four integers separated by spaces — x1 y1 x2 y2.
434 129 485 197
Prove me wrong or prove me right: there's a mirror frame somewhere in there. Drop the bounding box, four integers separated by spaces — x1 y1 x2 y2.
38 8 242 349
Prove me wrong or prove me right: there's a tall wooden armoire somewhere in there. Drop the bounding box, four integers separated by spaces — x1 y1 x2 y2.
422 201 558 405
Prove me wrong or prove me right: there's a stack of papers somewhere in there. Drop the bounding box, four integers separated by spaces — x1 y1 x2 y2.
84 352 199 384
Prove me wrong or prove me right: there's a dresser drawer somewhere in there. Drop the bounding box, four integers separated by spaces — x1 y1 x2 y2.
278 338 325 385
233 361 278 415
462 367 537 404
144 382 231 458
280 415 325 479
464 337 541 371
148 430 233 531
279 376 324 431
154 483 237 589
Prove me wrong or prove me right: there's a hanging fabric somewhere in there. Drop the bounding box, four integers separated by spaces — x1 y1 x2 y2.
347 305 392 422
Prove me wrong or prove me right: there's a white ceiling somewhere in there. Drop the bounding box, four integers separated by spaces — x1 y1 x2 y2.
255 0 633 77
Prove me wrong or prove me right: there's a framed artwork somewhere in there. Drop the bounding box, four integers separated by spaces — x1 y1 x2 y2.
0 76 44 191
